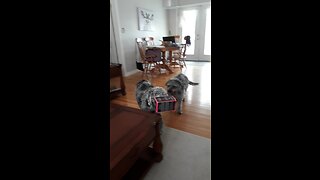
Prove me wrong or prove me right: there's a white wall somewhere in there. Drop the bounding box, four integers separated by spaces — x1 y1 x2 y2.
112 0 169 75
167 9 179 36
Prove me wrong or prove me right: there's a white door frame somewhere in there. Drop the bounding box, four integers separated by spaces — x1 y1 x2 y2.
110 0 127 75
110 15 118 64
178 4 211 61
197 5 211 61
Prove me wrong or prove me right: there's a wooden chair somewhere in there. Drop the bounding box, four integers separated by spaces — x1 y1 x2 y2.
172 35 190 69
144 36 168 69
172 43 187 70
144 37 155 46
173 35 181 43
136 38 161 76
179 43 187 68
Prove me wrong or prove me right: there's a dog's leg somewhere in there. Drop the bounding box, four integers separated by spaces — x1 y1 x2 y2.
182 91 187 102
176 99 183 115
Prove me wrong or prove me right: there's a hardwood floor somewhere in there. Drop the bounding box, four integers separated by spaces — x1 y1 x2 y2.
110 61 211 139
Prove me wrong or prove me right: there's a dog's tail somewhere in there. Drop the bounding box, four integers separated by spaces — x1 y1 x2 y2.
188 81 199 86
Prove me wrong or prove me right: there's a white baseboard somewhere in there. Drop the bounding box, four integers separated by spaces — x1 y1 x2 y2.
124 69 140 77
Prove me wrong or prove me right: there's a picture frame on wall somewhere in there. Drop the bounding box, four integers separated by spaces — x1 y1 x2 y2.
137 7 154 31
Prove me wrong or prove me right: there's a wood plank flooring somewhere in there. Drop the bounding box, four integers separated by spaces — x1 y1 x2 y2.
110 61 211 139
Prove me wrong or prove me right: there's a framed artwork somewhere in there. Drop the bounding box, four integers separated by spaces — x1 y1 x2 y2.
137 7 154 31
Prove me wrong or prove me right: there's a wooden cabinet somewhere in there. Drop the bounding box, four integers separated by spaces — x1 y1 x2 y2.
110 63 126 97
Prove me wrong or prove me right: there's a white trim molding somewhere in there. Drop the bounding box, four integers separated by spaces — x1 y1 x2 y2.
164 3 211 9
110 0 127 74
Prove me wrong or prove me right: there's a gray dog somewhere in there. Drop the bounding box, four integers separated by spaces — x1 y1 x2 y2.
166 73 199 114
136 80 168 113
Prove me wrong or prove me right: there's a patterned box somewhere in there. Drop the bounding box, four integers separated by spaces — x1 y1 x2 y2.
154 96 176 113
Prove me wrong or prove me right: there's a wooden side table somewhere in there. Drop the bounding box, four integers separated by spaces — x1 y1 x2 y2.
110 63 126 97
110 103 163 180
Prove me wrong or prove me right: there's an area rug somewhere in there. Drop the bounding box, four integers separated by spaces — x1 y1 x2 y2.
143 126 211 180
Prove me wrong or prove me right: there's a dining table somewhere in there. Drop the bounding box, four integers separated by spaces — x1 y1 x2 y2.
146 45 180 74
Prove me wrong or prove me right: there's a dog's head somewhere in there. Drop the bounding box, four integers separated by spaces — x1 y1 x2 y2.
136 80 168 113
136 80 153 107
166 79 183 96
136 79 153 92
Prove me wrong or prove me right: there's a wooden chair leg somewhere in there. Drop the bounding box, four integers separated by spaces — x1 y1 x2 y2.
145 64 148 73
148 64 151 75
182 59 187 68
144 63 151 76
149 64 153 76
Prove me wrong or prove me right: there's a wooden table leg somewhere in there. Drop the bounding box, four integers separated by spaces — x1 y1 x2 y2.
168 51 173 64
152 118 163 162
160 51 173 74
120 73 126 95
161 50 166 62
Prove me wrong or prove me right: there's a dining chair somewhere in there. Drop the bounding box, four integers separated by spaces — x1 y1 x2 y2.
136 38 161 76
172 35 190 69
172 43 187 70
144 37 155 46
173 35 181 43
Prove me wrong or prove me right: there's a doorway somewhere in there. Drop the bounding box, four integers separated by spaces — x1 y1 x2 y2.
179 4 211 61
110 12 118 64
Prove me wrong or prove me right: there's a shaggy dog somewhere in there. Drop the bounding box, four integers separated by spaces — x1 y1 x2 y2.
136 80 168 113
166 73 199 114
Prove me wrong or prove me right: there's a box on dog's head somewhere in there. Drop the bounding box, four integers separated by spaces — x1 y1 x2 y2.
154 96 176 113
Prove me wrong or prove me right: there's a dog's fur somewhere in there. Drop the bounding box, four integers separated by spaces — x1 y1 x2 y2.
136 80 168 112
166 73 199 114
